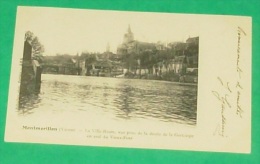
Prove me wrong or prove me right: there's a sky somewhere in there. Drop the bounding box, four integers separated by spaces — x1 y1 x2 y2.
16 7 200 56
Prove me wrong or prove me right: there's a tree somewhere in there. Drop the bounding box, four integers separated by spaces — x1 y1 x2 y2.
121 52 138 72
81 52 96 65
25 31 44 63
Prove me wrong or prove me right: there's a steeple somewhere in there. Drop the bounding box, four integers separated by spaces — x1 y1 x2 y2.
123 24 134 43
128 24 132 33
106 42 110 52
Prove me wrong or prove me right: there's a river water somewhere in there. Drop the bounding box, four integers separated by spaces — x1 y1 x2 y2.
19 74 197 126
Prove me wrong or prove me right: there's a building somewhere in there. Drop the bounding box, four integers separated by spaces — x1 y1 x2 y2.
117 25 156 55
123 25 134 43
116 25 199 82
185 36 199 68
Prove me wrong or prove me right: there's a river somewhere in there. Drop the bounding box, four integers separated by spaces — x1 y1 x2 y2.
19 74 197 126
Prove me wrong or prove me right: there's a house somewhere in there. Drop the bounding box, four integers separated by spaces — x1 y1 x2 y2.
57 58 79 75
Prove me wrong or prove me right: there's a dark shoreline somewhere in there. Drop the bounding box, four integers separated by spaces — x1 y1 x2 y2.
42 73 198 86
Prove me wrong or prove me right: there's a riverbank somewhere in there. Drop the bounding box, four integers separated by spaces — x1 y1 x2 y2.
122 72 198 85
42 72 198 86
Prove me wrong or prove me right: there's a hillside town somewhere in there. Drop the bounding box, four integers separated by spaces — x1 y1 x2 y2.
42 25 199 83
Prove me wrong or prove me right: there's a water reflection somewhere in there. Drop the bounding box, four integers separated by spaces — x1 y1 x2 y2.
19 74 197 126
113 81 197 125
19 94 41 115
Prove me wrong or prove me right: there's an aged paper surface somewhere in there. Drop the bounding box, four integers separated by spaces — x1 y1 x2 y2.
5 6 251 153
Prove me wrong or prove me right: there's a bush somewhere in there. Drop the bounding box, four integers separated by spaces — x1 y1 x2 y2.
124 72 134 78
161 71 180 82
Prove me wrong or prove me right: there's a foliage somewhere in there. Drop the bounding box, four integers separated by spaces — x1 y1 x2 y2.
120 48 176 72
25 31 45 63
43 54 76 65
121 52 138 70
80 52 97 64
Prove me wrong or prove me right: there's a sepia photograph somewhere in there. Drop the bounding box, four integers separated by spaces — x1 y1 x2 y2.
5 6 251 153
18 13 199 127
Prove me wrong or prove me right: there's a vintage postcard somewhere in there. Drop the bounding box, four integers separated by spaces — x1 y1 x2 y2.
5 6 251 153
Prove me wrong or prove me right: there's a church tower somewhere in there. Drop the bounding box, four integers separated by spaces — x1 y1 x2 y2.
106 42 110 52
123 25 134 43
